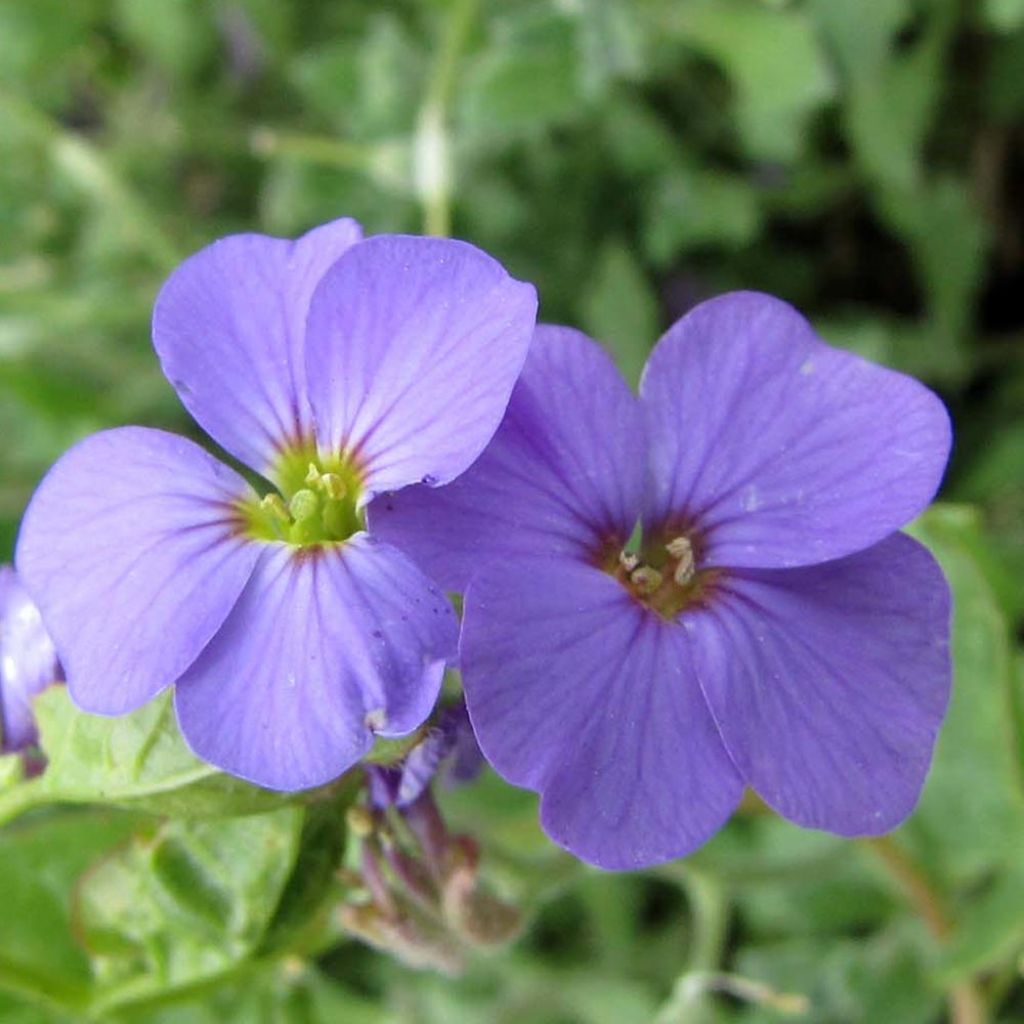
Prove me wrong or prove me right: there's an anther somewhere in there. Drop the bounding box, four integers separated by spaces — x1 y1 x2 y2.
320 472 347 500
618 551 640 573
666 536 695 585
260 493 290 523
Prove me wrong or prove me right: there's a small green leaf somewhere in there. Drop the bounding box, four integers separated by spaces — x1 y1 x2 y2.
0 809 142 1013
906 505 1024 881
0 689 289 824
77 810 303 1016
579 241 659 389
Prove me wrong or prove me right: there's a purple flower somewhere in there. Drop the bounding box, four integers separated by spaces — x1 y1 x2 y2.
372 293 953 869
0 565 61 753
15 219 537 791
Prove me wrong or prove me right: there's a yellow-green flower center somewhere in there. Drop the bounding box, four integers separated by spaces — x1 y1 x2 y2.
240 447 366 547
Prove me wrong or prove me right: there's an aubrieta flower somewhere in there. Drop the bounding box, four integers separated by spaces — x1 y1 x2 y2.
373 293 953 869
0 565 61 753
16 219 537 790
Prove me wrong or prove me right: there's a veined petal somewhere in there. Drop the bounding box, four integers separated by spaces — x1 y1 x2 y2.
369 326 646 592
305 235 537 498
641 292 952 569
153 218 363 475
460 559 743 869
684 533 951 835
174 536 457 791
0 566 60 752
15 428 260 715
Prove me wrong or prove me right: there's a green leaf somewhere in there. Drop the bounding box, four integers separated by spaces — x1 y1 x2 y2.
641 165 762 267
76 809 303 1016
940 868 1024 981
0 809 142 1013
673 0 834 161
0 689 290 824
459 15 581 138
579 241 659 389
905 505 1024 881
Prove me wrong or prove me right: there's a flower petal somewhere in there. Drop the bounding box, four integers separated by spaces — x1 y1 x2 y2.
153 218 363 475
684 533 951 835
0 566 60 752
369 326 645 591
641 292 952 568
304 235 537 497
15 428 260 715
174 536 457 791
460 559 743 869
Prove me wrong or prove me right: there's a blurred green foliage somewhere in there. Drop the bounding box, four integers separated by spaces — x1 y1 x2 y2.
1 0 1022 1020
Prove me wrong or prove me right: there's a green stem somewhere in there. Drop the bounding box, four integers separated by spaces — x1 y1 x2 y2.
861 837 989 1024
416 0 478 236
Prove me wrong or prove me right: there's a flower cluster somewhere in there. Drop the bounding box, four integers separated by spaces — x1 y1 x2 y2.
14 219 952 870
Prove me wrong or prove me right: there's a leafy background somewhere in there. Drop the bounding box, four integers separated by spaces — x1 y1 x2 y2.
1 0 1022 1020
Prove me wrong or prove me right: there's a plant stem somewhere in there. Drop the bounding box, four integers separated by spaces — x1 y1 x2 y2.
416 0 477 236
861 836 988 1024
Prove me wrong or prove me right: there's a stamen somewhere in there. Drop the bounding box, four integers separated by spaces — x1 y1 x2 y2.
618 551 641 573
666 536 695 585
260 493 290 522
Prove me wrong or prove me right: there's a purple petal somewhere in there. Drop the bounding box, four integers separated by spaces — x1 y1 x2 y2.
460 558 743 869
174 537 457 791
304 235 537 498
641 292 952 568
369 325 645 591
684 533 951 835
0 566 60 752
15 428 260 715
153 218 363 474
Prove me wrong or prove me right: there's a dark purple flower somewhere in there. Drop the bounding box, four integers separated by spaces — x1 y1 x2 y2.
16 219 537 791
372 293 953 869
0 565 60 753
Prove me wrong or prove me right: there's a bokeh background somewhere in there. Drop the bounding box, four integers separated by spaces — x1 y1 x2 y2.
1 1 1022 1021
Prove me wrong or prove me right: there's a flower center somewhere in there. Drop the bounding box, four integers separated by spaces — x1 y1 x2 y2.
604 531 718 620
239 448 365 547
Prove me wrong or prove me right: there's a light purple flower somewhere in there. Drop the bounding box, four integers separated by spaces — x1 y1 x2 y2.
372 292 953 869
0 565 60 753
15 219 537 791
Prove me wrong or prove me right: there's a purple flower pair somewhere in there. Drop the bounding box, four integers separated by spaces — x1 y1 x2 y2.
16 220 536 790
16 218 952 870
376 298 952 868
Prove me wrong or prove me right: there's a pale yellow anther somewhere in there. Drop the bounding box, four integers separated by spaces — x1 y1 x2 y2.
618 551 641 573
319 472 347 500
666 536 696 586
304 462 321 485
630 566 663 595
260 493 290 522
